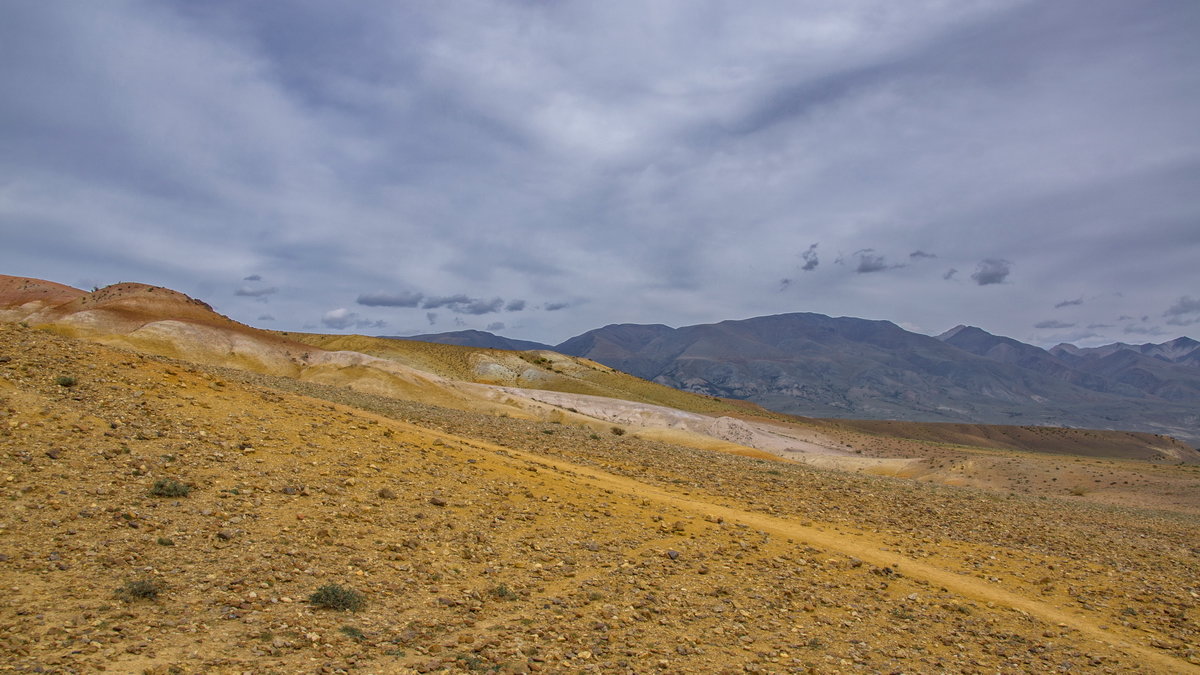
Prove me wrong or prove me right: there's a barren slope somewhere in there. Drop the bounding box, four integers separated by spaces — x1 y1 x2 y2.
2 324 1199 673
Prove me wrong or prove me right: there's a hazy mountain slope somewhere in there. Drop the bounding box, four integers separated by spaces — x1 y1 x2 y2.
1053 336 1200 365
557 313 1092 411
557 313 1200 446
939 325 1200 404
1076 349 1200 401
936 325 1137 395
1049 337 1200 402
387 329 552 352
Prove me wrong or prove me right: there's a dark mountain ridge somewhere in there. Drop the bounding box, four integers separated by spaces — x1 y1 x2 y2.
1051 336 1200 365
392 315 1199 446
386 329 552 352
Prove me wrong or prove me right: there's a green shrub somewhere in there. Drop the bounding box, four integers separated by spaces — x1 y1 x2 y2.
491 584 518 600
339 625 365 641
610 426 626 436
55 375 77 387
149 478 191 498
309 583 366 612
117 579 161 601
156 537 175 546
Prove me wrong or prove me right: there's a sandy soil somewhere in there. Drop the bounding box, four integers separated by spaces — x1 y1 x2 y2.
1 324 1197 673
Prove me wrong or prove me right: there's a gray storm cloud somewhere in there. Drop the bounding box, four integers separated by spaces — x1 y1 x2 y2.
235 286 278 297
321 308 385 330
970 259 1012 286
800 244 820 271
422 295 505 315
1035 320 1075 329
853 250 888 274
1164 296 1200 325
357 291 424 307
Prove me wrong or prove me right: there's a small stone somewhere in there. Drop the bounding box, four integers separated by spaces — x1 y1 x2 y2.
378 487 397 499
666 550 680 561
429 497 447 507
216 530 233 541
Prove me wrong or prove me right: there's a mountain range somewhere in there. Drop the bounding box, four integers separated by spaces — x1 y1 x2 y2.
395 314 1200 446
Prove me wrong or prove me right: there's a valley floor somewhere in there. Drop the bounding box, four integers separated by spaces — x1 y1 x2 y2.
0 325 1197 673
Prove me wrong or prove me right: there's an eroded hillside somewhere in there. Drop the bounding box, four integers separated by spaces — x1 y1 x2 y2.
2 324 1199 673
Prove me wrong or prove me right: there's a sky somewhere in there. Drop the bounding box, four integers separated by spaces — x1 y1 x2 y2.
2 1 1198 347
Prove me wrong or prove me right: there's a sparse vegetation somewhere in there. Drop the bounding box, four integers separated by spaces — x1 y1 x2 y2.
116 579 162 602
455 653 490 671
55 375 77 387
491 584 518 600
611 426 626 436
309 583 366 611
149 478 191 497
156 536 175 546
339 625 365 641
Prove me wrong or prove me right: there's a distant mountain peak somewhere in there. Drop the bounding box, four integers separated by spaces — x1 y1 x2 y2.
935 325 973 341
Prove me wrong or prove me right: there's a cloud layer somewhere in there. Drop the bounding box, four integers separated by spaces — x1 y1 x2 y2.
1 1 1197 347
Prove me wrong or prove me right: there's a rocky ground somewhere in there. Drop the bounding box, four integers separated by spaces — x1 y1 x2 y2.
1 324 1198 673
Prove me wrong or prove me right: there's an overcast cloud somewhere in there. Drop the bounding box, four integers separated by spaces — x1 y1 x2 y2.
1 1 1197 347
